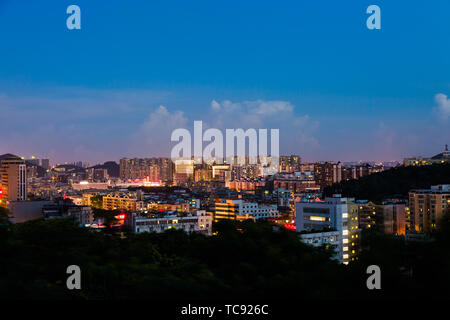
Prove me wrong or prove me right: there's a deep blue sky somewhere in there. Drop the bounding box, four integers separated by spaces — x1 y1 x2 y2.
0 1 449 164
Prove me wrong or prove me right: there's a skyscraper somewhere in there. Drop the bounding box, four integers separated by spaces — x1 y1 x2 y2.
41 159 50 170
0 156 27 207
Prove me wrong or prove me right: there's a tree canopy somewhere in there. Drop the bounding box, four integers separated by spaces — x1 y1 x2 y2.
2 214 450 299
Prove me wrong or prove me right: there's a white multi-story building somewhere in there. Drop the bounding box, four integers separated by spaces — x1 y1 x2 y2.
299 231 342 262
133 210 212 235
296 195 359 264
214 199 279 221
240 202 279 220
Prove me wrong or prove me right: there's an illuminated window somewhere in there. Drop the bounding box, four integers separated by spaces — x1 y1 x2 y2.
309 216 327 221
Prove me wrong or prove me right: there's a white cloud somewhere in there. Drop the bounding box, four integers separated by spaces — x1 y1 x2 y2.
131 105 188 157
248 100 294 115
434 93 450 120
0 89 171 163
0 88 319 162
210 100 221 111
207 99 319 152
140 105 187 131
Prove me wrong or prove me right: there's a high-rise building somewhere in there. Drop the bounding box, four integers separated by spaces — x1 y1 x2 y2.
409 185 450 233
26 156 40 167
296 195 361 264
157 157 173 182
194 167 212 182
375 202 407 235
41 159 50 170
357 201 407 235
174 159 194 180
347 201 361 262
356 201 377 230
92 168 109 182
231 164 261 180
120 158 173 182
0 156 27 207
279 155 301 172
211 164 231 181
313 162 342 189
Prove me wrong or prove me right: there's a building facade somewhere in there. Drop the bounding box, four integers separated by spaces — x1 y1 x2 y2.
133 210 212 235
409 185 450 233
214 199 279 222
103 192 138 211
120 158 172 182
296 195 361 264
0 156 27 207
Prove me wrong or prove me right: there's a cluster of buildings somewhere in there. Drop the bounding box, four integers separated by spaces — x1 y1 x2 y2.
403 144 450 166
295 185 450 263
1 149 449 265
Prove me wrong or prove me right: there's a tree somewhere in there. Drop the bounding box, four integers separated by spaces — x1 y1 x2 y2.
0 206 12 242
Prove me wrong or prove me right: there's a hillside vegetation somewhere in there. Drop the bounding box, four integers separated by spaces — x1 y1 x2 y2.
323 164 450 202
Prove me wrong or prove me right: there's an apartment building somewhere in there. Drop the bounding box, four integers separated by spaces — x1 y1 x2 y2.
133 210 212 235
296 195 361 264
409 185 450 233
103 192 138 211
214 199 279 222
0 156 27 207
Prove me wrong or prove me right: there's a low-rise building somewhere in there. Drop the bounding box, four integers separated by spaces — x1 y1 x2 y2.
299 231 342 262
133 210 212 235
103 192 138 211
214 199 279 222
67 205 94 226
7 200 54 223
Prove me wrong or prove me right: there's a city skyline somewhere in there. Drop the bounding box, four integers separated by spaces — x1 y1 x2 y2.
3 1 450 304
1 145 445 168
1 1 449 163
